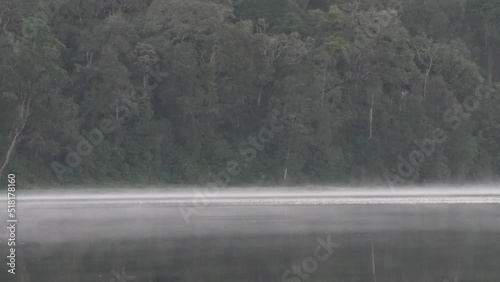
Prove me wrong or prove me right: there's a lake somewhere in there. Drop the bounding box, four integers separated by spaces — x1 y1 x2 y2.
2 187 500 282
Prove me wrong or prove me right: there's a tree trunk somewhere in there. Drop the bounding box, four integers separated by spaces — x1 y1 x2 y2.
321 65 328 102
369 92 374 139
399 91 406 113
423 57 433 100
0 90 33 180
487 39 493 85
283 147 291 182
256 86 263 110
283 116 295 183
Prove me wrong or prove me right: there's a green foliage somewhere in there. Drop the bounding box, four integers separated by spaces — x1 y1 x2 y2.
1 0 500 186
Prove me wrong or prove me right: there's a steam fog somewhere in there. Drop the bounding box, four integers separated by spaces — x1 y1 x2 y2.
1 185 499 281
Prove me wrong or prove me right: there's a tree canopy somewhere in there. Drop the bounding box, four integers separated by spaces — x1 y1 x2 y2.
1 0 499 186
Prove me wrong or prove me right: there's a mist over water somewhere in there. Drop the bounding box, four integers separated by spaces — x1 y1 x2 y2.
15 183 500 202
1 185 499 281
2 185 500 241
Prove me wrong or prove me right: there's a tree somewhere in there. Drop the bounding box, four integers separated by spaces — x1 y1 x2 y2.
0 17 67 180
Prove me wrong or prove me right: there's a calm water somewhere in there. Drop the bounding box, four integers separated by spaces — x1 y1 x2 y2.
1 188 500 282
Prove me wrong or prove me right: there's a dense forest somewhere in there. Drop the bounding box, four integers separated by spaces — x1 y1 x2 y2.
1 0 500 187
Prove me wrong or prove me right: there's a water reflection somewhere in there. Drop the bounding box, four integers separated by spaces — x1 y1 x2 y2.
1 189 499 282
16 229 500 282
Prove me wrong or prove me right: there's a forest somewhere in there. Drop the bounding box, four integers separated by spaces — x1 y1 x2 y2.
1 0 500 187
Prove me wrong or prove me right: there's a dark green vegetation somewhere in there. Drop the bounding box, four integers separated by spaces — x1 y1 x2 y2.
1 0 500 186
